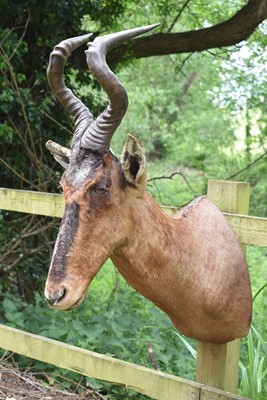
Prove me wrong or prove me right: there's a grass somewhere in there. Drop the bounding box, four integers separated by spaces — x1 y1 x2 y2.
238 246 267 399
239 326 267 399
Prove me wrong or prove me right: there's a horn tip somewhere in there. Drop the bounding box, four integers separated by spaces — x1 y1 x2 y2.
45 140 53 149
146 23 161 30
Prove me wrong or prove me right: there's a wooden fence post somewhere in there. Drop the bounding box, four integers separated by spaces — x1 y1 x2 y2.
196 180 250 393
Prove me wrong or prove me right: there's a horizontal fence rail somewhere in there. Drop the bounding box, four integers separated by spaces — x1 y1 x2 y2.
0 187 64 218
0 187 266 247
0 324 247 400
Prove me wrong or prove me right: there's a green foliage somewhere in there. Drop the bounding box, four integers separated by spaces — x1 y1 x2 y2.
107 0 247 32
0 260 196 398
1 246 267 398
1 1 267 398
0 260 196 378
247 247 267 337
0 0 128 298
239 246 267 399
239 327 267 400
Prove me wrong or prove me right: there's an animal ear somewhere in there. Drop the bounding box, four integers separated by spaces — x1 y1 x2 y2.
121 135 147 195
46 140 71 169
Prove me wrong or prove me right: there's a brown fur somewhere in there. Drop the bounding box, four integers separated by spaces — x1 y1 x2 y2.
45 27 252 343
45 148 252 343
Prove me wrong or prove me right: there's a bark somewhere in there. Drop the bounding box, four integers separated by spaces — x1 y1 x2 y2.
108 0 267 65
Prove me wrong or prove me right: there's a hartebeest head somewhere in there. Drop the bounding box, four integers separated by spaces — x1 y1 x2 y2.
45 25 158 308
45 26 252 344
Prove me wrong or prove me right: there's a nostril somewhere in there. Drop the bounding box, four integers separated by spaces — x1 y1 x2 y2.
56 286 67 303
45 286 67 306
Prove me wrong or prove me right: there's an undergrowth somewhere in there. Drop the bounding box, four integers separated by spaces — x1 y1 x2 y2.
0 245 266 399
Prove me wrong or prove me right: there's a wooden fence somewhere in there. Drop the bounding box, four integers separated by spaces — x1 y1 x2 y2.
0 180 267 400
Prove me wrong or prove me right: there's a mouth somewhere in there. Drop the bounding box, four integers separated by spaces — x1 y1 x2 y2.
64 293 86 311
45 279 89 311
45 288 86 311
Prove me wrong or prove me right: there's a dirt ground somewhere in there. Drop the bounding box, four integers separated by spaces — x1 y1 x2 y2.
0 356 105 400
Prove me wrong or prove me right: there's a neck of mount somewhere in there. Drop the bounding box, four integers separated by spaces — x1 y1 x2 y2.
110 192 182 304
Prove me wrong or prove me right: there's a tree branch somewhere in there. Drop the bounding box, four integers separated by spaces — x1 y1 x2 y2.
167 0 192 33
108 0 267 65
148 171 196 197
226 148 267 180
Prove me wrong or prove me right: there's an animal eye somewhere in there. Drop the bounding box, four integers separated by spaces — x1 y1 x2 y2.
93 185 108 195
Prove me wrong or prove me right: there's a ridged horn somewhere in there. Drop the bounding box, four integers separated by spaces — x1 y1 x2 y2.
81 24 160 152
47 33 94 138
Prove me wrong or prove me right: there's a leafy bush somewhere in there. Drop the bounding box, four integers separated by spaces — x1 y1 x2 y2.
0 260 196 398
1 245 267 399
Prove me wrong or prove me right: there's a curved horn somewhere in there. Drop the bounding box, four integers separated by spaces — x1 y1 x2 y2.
47 33 94 138
81 24 160 152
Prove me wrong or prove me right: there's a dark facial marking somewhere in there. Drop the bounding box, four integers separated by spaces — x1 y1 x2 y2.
65 149 104 188
49 202 80 281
